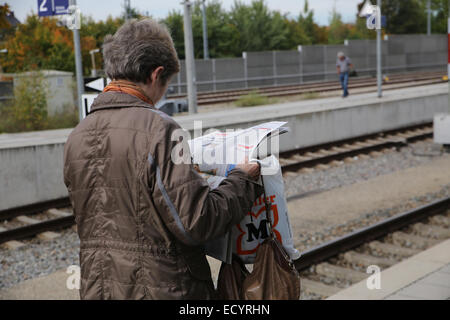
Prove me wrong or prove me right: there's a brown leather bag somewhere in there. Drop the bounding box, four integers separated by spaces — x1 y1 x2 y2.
217 177 301 300
242 237 301 300
216 254 250 300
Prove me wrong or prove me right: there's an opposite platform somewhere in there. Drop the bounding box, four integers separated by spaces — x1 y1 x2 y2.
327 238 450 300
0 83 447 211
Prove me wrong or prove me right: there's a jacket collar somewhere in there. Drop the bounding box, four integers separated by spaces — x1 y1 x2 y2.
89 91 156 114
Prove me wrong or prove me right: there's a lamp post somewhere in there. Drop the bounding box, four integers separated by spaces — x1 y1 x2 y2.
89 49 100 77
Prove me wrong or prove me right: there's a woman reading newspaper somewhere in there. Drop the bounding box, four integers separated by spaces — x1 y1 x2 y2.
63 19 262 300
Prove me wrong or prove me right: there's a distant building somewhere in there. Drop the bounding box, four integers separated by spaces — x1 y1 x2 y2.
13 70 75 116
0 10 20 42
5 10 20 27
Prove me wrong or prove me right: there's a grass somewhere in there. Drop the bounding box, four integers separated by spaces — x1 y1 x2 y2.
0 102 79 134
235 91 274 107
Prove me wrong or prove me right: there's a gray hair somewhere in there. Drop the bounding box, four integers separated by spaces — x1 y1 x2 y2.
103 19 180 85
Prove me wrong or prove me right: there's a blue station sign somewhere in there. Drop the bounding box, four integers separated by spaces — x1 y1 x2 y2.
37 0 69 17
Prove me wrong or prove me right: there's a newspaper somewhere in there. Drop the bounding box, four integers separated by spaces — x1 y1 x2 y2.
188 121 288 263
189 121 288 176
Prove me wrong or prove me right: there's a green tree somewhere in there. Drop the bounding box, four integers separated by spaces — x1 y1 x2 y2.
382 0 427 34
162 10 185 59
229 0 290 53
328 6 350 44
1 72 48 132
80 15 124 73
298 0 316 44
284 18 310 48
427 0 449 34
191 1 240 58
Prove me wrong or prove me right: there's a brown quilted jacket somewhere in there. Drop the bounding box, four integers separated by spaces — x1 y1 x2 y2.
63 91 263 300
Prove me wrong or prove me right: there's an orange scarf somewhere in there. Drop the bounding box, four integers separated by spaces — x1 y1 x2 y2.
103 80 154 105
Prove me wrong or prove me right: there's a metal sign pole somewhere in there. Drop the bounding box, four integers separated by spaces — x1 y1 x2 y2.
69 0 84 121
183 0 198 114
427 0 431 36
377 0 382 98
201 0 209 60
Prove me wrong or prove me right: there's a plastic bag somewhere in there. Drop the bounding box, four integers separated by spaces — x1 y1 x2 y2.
231 155 300 264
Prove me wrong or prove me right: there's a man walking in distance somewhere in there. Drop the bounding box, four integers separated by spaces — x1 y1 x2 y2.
336 51 353 98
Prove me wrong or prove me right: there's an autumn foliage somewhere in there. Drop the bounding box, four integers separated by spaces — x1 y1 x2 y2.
0 14 105 75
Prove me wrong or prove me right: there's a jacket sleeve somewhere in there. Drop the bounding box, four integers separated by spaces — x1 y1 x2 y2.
148 117 264 246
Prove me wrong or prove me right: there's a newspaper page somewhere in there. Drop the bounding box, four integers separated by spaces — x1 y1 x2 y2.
189 121 288 263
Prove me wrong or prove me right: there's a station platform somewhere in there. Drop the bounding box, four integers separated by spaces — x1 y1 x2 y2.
327 238 450 300
0 83 448 211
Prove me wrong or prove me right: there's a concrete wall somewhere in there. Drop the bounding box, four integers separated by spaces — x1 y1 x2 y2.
0 143 68 211
169 34 447 93
0 83 446 211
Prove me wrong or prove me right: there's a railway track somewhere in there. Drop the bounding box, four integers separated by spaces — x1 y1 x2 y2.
0 123 437 248
296 197 450 299
279 122 434 174
169 71 447 105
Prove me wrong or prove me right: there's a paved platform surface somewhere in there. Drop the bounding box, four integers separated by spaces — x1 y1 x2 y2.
0 269 79 300
327 239 450 300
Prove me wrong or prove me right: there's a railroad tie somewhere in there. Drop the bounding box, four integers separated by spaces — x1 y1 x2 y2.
46 208 72 218
317 149 336 156
368 241 420 259
15 215 40 225
369 151 383 157
37 231 61 241
315 164 330 170
411 223 450 240
354 141 373 148
0 226 25 250
298 168 315 174
292 154 313 162
358 153 370 160
301 278 341 297
331 146 349 153
429 215 450 228
342 251 398 268
315 263 367 284
343 157 357 163
391 231 440 250
304 152 319 158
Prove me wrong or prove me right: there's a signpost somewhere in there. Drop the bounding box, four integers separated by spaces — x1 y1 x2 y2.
359 0 382 98
37 0 84 121
37 0 69 16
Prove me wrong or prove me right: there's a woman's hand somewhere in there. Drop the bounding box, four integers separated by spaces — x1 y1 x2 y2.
236 162 260 180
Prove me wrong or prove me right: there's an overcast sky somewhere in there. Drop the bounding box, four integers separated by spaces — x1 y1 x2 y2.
6 0 363 26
